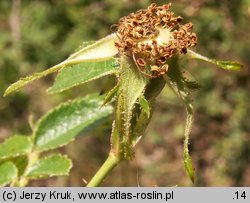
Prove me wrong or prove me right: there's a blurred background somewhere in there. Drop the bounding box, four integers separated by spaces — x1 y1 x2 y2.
0 0 249 186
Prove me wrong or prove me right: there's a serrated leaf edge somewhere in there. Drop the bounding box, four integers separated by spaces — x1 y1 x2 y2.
33 95 112 151
26 154 72 178
0 162 18 186
0 135 33 160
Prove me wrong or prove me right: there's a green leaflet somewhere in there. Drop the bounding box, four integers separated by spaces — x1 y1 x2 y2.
48 59 118 94
0 162 18 186
165 61 195 183
187 49 243 71
26 154 72 178
33 95 113 151
0 135 33 160
4 34 118 96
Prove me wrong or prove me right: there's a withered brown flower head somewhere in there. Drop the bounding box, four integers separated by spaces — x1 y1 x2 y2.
114 3 197 78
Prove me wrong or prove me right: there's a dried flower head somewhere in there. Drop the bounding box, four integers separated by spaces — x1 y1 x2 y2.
114 3 197 78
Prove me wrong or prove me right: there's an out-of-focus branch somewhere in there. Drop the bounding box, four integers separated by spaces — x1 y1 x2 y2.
9 0 21 43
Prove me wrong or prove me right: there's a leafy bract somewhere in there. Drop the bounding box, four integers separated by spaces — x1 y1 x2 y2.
102 83 120 107
119 56 148 138
165 61 195 183
183 113 195 183
184 80 201 91
26 154 72 178
131 107 151 146
0 135 32 160
215 60 243 71
48 59 118 94
75 40 96 51
132 77 166 145
0 162 18 186
33 95 113 151
187 49 243 71
111 56 149 159
119 56 149 117
139 96 150 119
4 34 118 96
67 34 118 61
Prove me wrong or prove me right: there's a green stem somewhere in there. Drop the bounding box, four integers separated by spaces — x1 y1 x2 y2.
11 151 39 187
86 153 121 187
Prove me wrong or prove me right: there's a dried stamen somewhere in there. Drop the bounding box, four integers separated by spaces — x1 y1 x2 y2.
114 3 197 78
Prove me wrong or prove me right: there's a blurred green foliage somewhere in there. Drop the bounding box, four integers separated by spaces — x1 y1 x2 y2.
0 0 249 186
